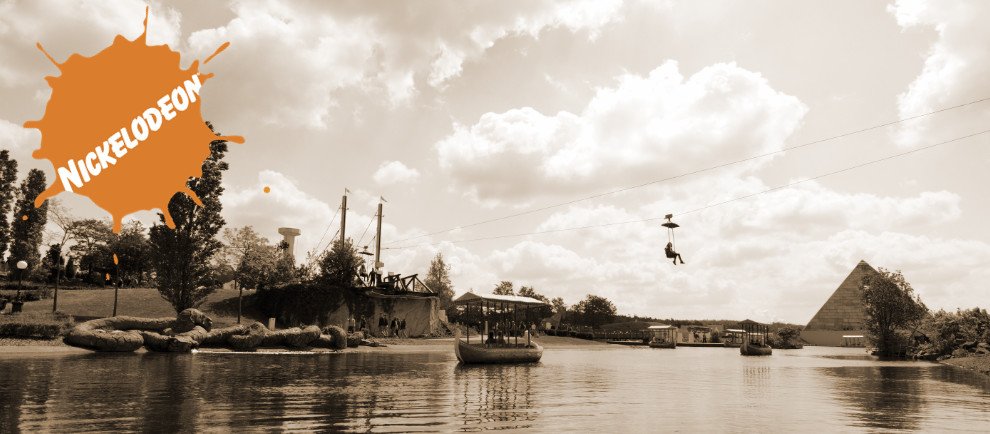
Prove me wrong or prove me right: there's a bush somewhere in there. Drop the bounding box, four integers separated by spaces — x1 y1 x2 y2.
0 312 73 339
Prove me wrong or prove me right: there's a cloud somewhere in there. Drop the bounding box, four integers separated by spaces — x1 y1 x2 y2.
0 118 37 154
0 0 181 88
373 160 421 185
179 0 628 129
889 0 990 146
436 61 807 204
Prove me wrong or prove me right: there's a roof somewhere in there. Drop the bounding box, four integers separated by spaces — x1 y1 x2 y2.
725 328 746 333
454 292 549 307
647 325 676 330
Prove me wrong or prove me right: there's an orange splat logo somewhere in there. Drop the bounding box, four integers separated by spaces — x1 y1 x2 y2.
26 8 243 232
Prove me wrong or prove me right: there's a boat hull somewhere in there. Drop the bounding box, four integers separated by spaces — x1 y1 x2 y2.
455 338 543 364
648 341 676 349
740 341 772 356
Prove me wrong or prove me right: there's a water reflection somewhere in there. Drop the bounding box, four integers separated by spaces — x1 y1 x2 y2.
1 348 989 432
823 366 926 431
455 364 538 430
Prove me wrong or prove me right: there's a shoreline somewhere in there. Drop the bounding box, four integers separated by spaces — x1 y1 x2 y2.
0 334 606 356
940 355 990 377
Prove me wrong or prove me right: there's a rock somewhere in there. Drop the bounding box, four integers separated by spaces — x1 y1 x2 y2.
346 331 364 348
952 348 971 358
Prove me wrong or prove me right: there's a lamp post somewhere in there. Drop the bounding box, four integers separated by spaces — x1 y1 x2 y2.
15 260 27 299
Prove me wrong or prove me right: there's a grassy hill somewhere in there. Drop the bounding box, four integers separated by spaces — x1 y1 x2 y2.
17 287 253 327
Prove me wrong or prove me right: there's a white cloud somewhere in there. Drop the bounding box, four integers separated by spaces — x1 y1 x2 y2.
0 118 36 154
889 0 990 146
373 160 421 185
436 61 808 204
0 0 181 87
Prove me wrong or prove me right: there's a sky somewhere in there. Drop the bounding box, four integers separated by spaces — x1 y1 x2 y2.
1 0 988 324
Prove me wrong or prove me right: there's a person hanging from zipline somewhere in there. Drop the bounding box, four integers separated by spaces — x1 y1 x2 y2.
661 214 685 265
664 242 685 265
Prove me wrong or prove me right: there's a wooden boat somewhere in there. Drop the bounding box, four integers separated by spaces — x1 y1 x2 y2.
646 325 677 349
740 340 772 356
454 329 542 364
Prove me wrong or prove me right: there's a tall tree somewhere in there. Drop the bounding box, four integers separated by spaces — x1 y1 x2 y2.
0 150 17 258
149 124 229 313
861 268 928 356
493 280 514 296
10 168 48 275
424 252 454 309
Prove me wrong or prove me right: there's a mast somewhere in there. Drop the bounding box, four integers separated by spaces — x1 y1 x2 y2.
374 201 383 275
340 193 347 245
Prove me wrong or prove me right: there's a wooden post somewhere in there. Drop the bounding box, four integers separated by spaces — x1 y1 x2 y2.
339 194 348 246
112 283 119 317
237 284 243 324
484 320 489 346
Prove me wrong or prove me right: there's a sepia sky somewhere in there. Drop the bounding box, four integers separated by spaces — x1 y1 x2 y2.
1 0 988 323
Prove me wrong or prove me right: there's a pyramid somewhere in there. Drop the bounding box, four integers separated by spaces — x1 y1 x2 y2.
805 260 878 331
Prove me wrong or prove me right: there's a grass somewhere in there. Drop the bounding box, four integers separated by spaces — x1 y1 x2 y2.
15 287 251 327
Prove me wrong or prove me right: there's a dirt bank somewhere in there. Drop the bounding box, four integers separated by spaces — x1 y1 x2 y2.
941 355 990 377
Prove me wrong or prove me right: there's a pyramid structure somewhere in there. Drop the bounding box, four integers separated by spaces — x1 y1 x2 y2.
805 260 878 331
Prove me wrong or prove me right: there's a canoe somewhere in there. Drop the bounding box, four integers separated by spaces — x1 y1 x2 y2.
740 341 772 356
454 331 542 364
648 340 676 349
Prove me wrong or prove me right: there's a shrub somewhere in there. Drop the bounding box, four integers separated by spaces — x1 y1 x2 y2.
0 312 73 339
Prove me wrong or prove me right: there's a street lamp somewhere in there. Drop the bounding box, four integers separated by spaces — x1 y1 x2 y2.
15 260 27 299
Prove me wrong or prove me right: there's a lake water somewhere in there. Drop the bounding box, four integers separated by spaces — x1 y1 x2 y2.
2 345 989 432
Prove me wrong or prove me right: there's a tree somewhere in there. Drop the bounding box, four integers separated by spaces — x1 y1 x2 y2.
111 221 152 285
317 238 363 288
230 228 294 291
149 124 229 313
573 294 617 329
518 285 549 303
9 168 49 277
551 297 567 315
424 252 454 310
43 243 65 282
0 150 18 258
493 280 514 296
861 268 928 356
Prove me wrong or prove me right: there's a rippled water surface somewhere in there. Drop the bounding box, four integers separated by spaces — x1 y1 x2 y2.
2 345 990 432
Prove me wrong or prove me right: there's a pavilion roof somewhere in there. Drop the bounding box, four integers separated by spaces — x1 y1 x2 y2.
453 292 549 307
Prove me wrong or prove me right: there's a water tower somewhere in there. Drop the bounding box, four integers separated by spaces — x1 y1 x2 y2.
277 227 301 257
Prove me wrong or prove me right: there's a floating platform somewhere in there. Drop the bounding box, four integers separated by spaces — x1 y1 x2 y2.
677 342 724 347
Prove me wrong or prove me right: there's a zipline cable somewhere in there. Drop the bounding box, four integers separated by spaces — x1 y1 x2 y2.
384 128 989 249
386 96 990 246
